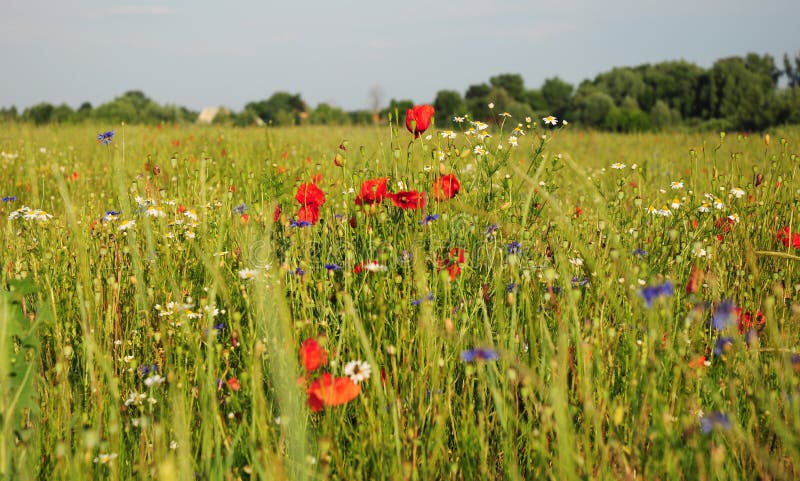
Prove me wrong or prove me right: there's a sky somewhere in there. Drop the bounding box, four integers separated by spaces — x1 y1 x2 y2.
1 0 798 113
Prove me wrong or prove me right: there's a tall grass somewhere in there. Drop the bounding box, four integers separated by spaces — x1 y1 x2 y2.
1 121 799 480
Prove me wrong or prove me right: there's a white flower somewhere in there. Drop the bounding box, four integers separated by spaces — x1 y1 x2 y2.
730 187 745 198
145 206 166 217
23 209 53 221
568 257 584 267
8 206 31 220
487 102 495 109
671 181 684 190
713 198 725 210
508 136 518 147
238 268 258 280
472 121 489 131
169 441 179 450
693 247 707 258
727 213 740 223
94 453 118 465
670 198 682 209
543 115 558 125
657 206 672 216
611 162 626 169
440 130 457 139
183 210 198 221
362 261 387 273
144 374 165 387
698 203 711 213
525 116 532 123
118 220 135 231
562 120 568 125
453 116 465 123
124 391 148 406
343 360 372 384
184 230 196 239
473 145 486 156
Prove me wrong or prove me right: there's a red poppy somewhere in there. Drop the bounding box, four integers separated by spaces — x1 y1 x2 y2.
297 204 320 224
227 377 241 391
300 339 328 373
355 178 389 205
295 183 326 207
433 174 460 201
273 204 282 223
686 264 703 294
777 226 800 248
241 213 250 225
306 373 361 411
405 105 435 138
389 190 426 210
734 308 765 334
438 248 466 280
688 355 708 370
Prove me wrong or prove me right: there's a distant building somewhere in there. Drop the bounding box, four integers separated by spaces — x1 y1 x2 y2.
197 106 231 124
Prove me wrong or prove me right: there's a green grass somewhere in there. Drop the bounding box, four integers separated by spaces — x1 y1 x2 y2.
1 120 800 480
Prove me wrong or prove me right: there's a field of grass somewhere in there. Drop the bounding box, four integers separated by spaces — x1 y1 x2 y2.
2 119 800 480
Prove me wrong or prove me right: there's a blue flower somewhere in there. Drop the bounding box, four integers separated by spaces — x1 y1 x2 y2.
290 219 312 228
506 241 521 255
233 203 247 214
293 267 305 277
324 263 341 271
461 348 500 362
411 292 434 306
485 224 499 236
571 277 590 287
97 130 115 145
632 248 648 258
506 283 516 293
1 195 16 202
419 214 439 226
700 412 731 434
713 336 734 356
711 300 736 330
639 281 674 308
139 364 158 375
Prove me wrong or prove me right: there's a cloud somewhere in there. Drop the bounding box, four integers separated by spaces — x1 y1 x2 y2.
106 6 177 16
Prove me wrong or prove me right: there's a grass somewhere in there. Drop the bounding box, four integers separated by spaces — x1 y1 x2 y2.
1 119 800 480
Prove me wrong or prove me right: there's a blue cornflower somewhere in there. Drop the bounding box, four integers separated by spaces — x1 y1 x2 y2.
506 241 521 255
97 130 115 145
139 364 158 375
713 336 734 356
324 263 341 271
233 203 247 214
293 267 305 277
639 281 674 308
571 277 590 287
290 219 312 228
485 224 499 236
506 283 516 293
711 300 736 330
411 292 434 306
1 195 16 202
461 348 500 362
700 412 731 434
419 214 440 226
632 248 648 258
102 210 121 222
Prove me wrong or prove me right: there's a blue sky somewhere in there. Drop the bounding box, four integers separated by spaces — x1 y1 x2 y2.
1 0 798 112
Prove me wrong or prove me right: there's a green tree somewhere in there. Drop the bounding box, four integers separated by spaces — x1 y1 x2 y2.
433 90 466 126
573 90 615 128
0 106 17 122
309 103 350 125
593 67 647 105
22 103 55 125
50 104 75 123
380 99 414 123
489 73 526 102
245 92 308 126
705 55 777 130
540 77 573 119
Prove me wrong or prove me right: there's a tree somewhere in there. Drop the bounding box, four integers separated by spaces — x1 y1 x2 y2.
593 67 647 105
573 91 615 128
783 52 800 88
22 103 55 125
540 77 573 119
245 92 308 126
309 103 350 125
705 55 777 130
380 99 414 123
0 106 17 122
489 73 526 102
50 104 75 123
433 90 466 126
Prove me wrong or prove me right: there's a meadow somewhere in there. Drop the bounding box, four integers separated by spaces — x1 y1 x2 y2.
1 116 800 480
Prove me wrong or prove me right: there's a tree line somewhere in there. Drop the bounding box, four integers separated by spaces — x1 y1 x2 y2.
3 51 798 132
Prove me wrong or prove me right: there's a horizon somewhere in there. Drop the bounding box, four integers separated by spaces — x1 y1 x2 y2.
1 0 798 112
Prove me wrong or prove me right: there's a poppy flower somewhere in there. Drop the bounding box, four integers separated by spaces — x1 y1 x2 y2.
295 183 326 207
227 377 241 391
300 338 328 373
355 178 389 205
686 264 703 294
734 308 765 334
405 105 435 138
777 226 800 248
433 174 460 201
306 373 361 411
389 191 426 210
297 204 320 225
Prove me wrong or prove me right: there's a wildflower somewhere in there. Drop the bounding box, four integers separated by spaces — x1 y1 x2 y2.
124 391 148 406
639 281 674 308
355 177 389 205
306 373 361 411
300 339 328 373
730 187 745 198
324 263 341 271
2 195 16 202
411 292 434 305
473 145 486 156
688 355 710 370
711 300 736 330
102 210 121 222
487 102 495 109
238 268 258 280
97 130 115 145
94 453 118 465
686 264 703 294
144 374 166 387
440 130 457 139
290 219 313 228
700 411 731 434
343 360 372 384
506 241 521 255
542 115 558 125
698 203 711 213
485 224 499 236
297 204 321 224
571 277 589 287
670 198 682 209
227 377 241 391
117 220 136 231
777 226 800 249
712 198 725 210
145 206 166 217
360 260 387 273
405 105 435 138
713 336 734 356
389 191 426 210
295 183 325 207
22 209 53 221
461 348 500 362
734 308 765 334
569 257 584 267
632 249 648 258
419 214 439 226
433 174 460 201
671 181 684 189
453 116 465 123
508 135 518 147
233 203 247 214
611 162 626 169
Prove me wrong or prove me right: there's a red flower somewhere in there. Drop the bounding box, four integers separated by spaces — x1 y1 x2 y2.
297 204 321 224
686 264 703 294
306 373 361 411
355 178 389 205
295 183 326 207
300 339 328 373
273 204 281 223
734 308 766 334
227 377 241 391
433 174 460 201
241 213 250 225
389 190 426 210
405 105 435 138
777 226 800 248
438 248 466 280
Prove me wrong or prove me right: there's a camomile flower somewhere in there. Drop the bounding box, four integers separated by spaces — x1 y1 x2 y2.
145 206 166 217
23 209 53 221
670 198 682 209
508 136 518 147
118 220 135 231
94 453 118 465
440 130 457 139
543 115 558 125
671 181 684 189
611 162 626 169
238 268 258 280
712 198 725 210
730 187 745 198
473 145 487 156
698 203 711 213
453 116 465 123
144 374 166 387
343 360 372 384
472 121 489 131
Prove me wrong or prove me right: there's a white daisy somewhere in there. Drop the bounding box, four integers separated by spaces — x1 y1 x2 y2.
343 360 372 384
